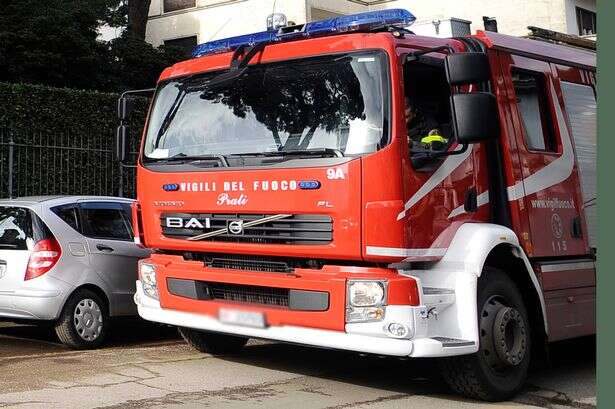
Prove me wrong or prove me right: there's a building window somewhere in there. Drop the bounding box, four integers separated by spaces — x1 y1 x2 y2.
164 0 196 13
511 69 557 152
164 36 198 55
576 7 597 36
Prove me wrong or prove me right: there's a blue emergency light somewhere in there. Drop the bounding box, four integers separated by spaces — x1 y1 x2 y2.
192 9 416 58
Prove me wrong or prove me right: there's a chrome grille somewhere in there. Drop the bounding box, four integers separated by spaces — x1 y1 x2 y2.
161 213 333 245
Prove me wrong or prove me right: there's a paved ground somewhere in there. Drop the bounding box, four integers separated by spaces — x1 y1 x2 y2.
0 320 595 409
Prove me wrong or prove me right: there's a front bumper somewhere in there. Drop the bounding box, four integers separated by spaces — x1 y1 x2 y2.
136 281 416 356
134 254 478 358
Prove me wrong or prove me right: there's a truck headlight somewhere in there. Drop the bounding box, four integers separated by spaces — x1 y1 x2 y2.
348 280 386 307
346 280 387 323
139 262 159 300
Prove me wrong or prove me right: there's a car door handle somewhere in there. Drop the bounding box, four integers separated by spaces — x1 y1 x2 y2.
96 244 115 253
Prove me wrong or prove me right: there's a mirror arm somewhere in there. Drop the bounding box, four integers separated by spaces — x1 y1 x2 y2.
406 45 456 62
120 88 156 99
446 143 469 156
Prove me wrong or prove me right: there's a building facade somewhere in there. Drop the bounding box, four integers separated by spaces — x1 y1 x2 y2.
145 0 596 52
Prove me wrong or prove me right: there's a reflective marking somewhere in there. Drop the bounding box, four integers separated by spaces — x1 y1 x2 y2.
366 246 447 257
540 261 595 272
448 81 576 219
397 145 472 221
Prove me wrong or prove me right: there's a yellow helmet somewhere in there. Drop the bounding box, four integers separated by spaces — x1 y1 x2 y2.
420 130 448 148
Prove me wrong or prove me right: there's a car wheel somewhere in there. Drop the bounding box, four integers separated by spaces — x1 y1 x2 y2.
439 267 531 401
55 289 108 349
179 327 248 355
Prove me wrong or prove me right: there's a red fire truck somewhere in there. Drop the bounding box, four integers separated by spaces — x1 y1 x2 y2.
117 9 596 401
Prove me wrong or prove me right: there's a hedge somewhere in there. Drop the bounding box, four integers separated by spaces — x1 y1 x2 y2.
0 82 149 198
0 82 148 135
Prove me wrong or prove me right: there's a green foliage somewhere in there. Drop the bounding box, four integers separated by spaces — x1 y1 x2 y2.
0 82 147 135
0 0 187 92
103 36 188 91
0 82 148 198
0 0 117 90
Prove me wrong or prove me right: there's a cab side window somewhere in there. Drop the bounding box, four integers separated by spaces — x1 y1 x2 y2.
403 56 453 168
512 69 557 152
80 203 132 241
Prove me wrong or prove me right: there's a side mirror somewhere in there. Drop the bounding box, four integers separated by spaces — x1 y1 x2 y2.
445 53 491 86
450 93 500 144
117 97 133 121
116 125 131 163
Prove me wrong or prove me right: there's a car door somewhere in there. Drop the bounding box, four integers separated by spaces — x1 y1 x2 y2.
78 201 150 316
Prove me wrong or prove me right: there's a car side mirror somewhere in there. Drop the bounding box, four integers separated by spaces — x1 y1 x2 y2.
445 53 491 86
116 125 131 164
450 93 500 144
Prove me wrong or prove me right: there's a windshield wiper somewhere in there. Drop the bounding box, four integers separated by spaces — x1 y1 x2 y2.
234 148 344 159
153 153 230 167
154 43 268 146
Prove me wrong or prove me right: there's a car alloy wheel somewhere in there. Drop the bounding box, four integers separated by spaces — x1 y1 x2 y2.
73 298 103 342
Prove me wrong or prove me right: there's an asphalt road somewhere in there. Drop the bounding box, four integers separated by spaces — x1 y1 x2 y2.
0 320 595 409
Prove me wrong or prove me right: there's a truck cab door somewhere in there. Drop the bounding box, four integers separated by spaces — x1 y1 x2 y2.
501 55 587 258
79 201 149 316
399 52 481 253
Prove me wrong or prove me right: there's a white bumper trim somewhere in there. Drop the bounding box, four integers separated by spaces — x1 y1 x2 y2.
135 282 476 358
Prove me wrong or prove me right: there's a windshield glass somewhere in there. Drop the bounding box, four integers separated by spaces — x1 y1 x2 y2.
143 51 388 162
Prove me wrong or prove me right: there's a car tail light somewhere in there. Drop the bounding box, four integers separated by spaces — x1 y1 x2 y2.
132 202 146 248
25 238 62 280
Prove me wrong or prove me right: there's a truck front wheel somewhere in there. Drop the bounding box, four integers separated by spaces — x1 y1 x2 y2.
439 267 531 401
179 328 249 355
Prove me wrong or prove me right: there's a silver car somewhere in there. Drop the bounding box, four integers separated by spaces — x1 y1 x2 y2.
0 196 150 348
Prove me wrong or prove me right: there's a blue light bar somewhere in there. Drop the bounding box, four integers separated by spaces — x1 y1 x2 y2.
192 8 416 58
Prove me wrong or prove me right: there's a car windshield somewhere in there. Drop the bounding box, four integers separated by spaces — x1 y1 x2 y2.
143 51 388 163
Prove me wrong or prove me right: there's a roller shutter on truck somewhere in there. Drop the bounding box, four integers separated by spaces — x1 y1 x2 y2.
561 82 597 249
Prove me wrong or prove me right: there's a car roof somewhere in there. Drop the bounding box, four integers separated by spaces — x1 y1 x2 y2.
0 195 134 207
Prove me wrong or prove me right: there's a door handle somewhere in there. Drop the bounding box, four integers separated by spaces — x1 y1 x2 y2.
96 244 115 253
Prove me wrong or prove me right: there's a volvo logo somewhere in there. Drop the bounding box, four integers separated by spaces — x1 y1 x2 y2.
227 220 244 235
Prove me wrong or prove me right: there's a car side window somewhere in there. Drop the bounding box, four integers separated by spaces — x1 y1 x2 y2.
51 205 80 232
80 203 132 241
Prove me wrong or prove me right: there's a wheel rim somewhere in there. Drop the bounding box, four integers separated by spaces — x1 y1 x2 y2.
480 296 527 373
73 298 103 342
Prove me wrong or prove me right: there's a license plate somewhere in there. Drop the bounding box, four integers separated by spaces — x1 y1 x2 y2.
219 308 266 328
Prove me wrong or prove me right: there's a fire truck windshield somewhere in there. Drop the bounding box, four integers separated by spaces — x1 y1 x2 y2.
143 51 388 164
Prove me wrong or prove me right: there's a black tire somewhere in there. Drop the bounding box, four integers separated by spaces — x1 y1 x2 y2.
439 267 531 401
54 289 108 349
179 327 248 355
